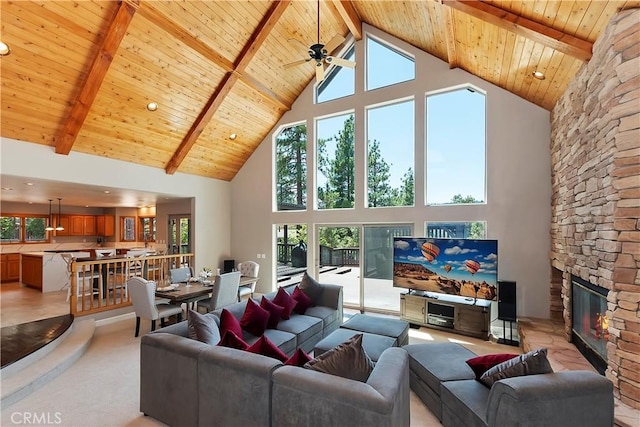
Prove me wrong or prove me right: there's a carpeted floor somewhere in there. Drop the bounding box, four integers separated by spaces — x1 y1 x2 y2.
1 314 521 427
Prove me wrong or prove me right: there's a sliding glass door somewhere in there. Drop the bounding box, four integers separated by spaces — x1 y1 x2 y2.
168 215 191 255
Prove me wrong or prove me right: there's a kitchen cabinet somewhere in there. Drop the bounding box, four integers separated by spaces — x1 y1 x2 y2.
69 215 98 236
96 215 115 237
84 216 97 235
1 254 21 282
21 254 43 289
54 215 71 236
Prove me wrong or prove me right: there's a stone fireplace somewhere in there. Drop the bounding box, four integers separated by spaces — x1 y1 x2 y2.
549 8 639 410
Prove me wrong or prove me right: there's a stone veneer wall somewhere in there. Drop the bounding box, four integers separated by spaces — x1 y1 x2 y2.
549 8 640 409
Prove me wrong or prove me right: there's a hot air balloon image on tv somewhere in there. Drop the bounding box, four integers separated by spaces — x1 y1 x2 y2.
392 237 498 301
465 260 481 275
421 242 440 263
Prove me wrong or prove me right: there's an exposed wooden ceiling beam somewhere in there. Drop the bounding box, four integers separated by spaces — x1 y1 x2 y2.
55 1 137 155
441 0 592 61
165 0 291 175
443 6 458 69
331 0 363 41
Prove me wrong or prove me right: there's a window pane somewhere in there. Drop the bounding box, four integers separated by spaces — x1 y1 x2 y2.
276 223 308 286
366 37 415 91
1 216 21 242
140 217 156 241
317 46 355 103
426 221 487 239
426 88 486 205
367 100 414 207
276 123 307 211
25 217 47 242
318 226 360 306
317 113 355 209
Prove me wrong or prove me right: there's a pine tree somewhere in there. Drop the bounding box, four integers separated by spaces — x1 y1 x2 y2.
276 124 307 209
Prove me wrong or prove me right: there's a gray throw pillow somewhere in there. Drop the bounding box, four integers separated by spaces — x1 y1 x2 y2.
298 272 324 304
479 347 553 387
187 309 221 345
304 333 374 382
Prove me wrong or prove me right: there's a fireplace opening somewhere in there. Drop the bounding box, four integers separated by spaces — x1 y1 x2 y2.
571 276 609 374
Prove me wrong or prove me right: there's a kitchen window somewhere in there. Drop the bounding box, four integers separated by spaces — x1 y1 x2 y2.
1 214 49 243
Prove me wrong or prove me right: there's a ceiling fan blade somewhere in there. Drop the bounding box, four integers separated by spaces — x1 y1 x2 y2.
325 56 356 68
283 58 311 69
315 62 325 82
323 34 345 55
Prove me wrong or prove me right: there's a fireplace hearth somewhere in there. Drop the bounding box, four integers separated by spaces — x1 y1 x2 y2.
571 276 609 374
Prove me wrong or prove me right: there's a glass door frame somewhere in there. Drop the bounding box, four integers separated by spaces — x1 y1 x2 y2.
168 214 192 255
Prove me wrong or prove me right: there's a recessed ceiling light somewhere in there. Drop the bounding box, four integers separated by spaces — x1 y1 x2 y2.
104 190 111 194
0 42 10 56
532 70 545 80
146 102 158 111
2 187 13 191
229 133 237 140
25 182 34 186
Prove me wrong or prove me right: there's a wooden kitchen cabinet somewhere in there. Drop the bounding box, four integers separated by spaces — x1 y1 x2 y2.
54 215 71 236
70 215 85 235
84 215 97 235
1 254 21 282
21 254 42 289
96 215 115 237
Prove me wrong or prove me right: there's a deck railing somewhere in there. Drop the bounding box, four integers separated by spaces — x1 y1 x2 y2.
69 253 194 316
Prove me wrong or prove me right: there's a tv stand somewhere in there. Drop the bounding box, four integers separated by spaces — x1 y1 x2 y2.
400 291 490 339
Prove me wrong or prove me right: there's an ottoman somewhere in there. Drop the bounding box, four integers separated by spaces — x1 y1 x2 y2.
403 343 477 421
313 328 395 362
341 313 410 346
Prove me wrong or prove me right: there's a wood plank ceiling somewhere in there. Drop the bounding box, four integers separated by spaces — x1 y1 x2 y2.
1 0 637 181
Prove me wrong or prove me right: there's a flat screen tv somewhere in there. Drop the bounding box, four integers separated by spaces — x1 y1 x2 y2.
393 237 498 301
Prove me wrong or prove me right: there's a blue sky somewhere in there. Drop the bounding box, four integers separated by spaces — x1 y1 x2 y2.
314 37 486 204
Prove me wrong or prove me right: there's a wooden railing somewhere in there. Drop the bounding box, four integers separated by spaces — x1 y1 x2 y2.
70 253 194 316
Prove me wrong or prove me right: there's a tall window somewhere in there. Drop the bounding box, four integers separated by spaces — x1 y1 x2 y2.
139 217 156 241
366 99 414 207
316 45 355 103
316 113 355 209
366 36 415 91
426 87 486 205
275 123 307 211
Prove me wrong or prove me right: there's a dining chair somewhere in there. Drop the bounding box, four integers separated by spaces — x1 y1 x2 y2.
119 250 147 298
169 267 193 283
127 277 183 337
237 261 259 302
196 271 241 313
95 248 116 257
63 253 101 303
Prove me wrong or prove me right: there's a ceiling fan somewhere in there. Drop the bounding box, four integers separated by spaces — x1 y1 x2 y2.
283 0 356 83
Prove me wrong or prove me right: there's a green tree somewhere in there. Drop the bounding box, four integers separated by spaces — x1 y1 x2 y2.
25 217 46 241
450 194 482 204
393 167 414 206
276 124 307 209
468 222 485 238
317 115 355 209
368 139 393 207
0 216 20 241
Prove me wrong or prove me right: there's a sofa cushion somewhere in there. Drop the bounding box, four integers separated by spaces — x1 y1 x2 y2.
276 314 323 346
479 347 552 387
298 272 323 304
292 286 313 314
248 334 288 362
272 287 297 320
403 343 476 397
466 353 519 380
240 298 270 337
303 305 339 329
220 308 243 339
285 348 313 367
218 330 249 350
187 309 221 345
441 379 490 427
260 296 284 329
304 333 374 382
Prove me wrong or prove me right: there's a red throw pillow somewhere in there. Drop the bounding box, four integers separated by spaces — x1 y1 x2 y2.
260 296 284 329
272 287 298 320
466 353 519 380
240 298 270 336
285 348 313 367
220 308 243 339
217 330 249 350
247 335 288 362
292 286 313 315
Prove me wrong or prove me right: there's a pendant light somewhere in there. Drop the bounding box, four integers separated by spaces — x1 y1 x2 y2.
45 199 55 231
55 198 65 231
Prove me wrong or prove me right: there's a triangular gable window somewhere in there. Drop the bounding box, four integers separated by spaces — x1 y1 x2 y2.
366 36 415 91
316 45 355 103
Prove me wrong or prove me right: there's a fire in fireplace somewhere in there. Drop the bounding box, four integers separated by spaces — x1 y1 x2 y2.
571 276 609 374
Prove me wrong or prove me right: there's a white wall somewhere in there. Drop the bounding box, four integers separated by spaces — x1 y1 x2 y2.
0 137 231 274
231 24 552 318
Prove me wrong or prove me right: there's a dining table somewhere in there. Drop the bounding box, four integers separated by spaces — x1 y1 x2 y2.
154 276 259 307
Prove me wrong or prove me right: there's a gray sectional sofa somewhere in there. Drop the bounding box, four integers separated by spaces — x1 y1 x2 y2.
404 342 614 427
140 282 410 427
